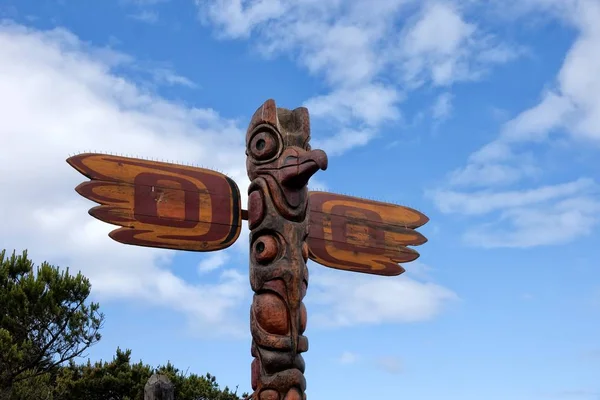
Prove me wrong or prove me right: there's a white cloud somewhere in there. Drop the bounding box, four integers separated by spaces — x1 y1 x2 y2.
463 195 600 248
433 178 597 216
197 0 520 154
399 2 475 87
398 2 520 88
433 178 600 248
447 140 543 187
448 161 540 187
555 3 600 142
311 128 376 157
149 67 197 88
197 0 286 39
307 263 458 328
198 253 230 275
404 3 475 56
303 84 401 127
501 91 575 143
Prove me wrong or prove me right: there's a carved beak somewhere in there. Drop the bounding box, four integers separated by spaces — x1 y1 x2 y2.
280 149 328 189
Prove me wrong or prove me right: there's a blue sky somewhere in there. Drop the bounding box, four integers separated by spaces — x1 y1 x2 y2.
0 0 599 399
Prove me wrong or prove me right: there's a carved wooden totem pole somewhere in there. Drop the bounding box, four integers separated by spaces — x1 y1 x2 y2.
67 99 429 400
245 101 327 400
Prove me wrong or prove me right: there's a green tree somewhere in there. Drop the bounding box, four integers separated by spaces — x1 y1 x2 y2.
52 348 153 400
9 371 54 400
155 361 247 400
10 348 248 400
0 249 104 397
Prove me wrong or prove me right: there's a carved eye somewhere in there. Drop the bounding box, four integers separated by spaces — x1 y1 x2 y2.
249 128 280 161
253 235 279 265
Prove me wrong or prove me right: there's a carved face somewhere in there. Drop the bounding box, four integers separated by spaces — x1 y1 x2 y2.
246 99 328 211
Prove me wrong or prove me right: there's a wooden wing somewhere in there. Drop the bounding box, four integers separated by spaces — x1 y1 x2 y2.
307 192 429 276
67 153 242 252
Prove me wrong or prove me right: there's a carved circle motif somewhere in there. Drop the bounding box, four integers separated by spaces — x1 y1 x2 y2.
249 125 281 163
254 235 279 265
255 293 289 335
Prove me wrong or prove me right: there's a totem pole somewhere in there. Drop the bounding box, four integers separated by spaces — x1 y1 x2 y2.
245 100 327 400
67 99 429 400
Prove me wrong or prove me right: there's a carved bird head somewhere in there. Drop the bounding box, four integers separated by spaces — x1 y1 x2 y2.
246 99 328 210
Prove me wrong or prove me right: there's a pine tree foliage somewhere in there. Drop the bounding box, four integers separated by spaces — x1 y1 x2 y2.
0 249 103 390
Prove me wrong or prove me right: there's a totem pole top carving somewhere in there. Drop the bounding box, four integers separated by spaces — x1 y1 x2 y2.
245 99 327 221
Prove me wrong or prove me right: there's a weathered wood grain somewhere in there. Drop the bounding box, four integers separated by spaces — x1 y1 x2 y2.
67 153 241 251
309 191 429 229
306 191 429 276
